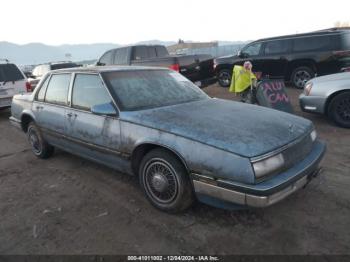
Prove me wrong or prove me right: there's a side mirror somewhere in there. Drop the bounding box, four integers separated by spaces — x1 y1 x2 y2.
91 103 117 116
238 51 248 58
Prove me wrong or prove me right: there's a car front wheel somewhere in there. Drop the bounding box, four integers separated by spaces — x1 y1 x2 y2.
27 122 54 158
291 66 315 89
328 91 350 128
218 69 232 88
139 148 194 213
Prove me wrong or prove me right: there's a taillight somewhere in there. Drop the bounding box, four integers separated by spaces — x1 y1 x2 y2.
26 81 32 92
332 50 350 57
169 64 180 72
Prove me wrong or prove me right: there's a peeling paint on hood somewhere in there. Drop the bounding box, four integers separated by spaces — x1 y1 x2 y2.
121 98 313 158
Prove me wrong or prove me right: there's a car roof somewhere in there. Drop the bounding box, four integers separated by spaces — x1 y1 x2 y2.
50 65 169 74
251 27 350 43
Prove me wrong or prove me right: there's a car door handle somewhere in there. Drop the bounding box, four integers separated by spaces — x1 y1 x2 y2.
36 105 43 110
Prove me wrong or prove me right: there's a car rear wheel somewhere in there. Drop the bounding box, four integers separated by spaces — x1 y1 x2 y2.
218 69 232 88
291 66 315 89
139 148 194 213
328 92 350 128
27 122 54 158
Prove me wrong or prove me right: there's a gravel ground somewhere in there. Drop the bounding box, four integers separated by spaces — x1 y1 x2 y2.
0 84 349 255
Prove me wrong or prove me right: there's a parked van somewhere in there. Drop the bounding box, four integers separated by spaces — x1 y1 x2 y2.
0 60 30 109
214 28 350 88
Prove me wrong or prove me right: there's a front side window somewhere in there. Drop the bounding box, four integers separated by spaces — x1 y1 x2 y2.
264 40 290 54
102 70 208 111
133 46 148 60
44 74 71 105
114 48 128 64
72 74 112 111
242 42 262 56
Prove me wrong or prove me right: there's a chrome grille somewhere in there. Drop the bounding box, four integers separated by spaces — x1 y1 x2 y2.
282 134 313 170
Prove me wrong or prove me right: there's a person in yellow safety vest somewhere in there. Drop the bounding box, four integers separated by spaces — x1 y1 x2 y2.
229 61 257 103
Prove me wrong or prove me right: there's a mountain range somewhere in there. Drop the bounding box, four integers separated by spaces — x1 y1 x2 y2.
0 40 245 65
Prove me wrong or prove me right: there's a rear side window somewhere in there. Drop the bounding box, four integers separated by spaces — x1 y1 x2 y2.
0 64 24 82
99 51 113 65
293 35 332 52
264 40 290 54
114 48 128 64
72 74 112 111
36 76 51 102
45 74 71 105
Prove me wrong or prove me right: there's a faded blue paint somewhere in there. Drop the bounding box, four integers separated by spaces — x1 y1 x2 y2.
121 98 313 158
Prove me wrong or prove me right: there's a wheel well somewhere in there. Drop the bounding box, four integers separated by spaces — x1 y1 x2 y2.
325 89 350 116
21 114 34 132
130 143 188 175
286 60 317 81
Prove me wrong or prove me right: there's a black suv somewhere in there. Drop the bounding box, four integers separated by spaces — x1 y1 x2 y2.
214 28 350 88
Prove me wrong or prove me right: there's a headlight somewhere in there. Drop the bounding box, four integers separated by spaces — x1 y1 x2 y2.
304 82 313 96
310 130 317 142
253 153 285 179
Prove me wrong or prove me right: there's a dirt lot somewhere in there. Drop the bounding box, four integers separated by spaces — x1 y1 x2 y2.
0 85 349 255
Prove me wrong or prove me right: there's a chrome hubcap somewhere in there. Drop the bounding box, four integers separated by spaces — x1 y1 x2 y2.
144 160 178 204
294 70 311 88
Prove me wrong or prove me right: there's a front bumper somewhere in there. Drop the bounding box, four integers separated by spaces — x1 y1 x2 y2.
299 94 327 114
192 140 326 208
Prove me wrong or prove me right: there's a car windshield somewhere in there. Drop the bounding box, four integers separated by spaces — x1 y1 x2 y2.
102 70 208 111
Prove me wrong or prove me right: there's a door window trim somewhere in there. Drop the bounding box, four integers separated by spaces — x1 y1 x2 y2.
69 72 120 117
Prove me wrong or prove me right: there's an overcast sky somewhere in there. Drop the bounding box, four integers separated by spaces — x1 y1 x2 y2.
2 0 349 45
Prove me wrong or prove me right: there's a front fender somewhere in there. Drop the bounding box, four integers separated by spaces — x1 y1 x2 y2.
121 121 255 184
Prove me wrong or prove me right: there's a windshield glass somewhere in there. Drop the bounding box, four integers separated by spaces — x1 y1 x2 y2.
102 70 208 111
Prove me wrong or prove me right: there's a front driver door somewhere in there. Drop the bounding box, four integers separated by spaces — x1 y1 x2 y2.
65 73 126 170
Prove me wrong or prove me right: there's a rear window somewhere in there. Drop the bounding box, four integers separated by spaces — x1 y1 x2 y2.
51 63 79 70
341 32 350 50
0 64 25 82
293 35 333 52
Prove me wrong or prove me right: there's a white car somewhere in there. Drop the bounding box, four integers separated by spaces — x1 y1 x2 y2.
0 59 30 109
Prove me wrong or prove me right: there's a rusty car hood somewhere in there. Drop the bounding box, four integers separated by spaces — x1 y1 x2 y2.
121 98 313 158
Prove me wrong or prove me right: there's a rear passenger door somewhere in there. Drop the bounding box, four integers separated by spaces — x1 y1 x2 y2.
33 73 72 140
261 39 291 78
65 73 122 165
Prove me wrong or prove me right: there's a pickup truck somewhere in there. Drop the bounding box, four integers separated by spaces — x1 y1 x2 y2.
96 45 216 88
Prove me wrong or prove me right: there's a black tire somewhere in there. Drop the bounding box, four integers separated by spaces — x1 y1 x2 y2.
139 148 194 213
217 69 232 88
327 91 350 128
27 122 54 158
291 66 315 89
